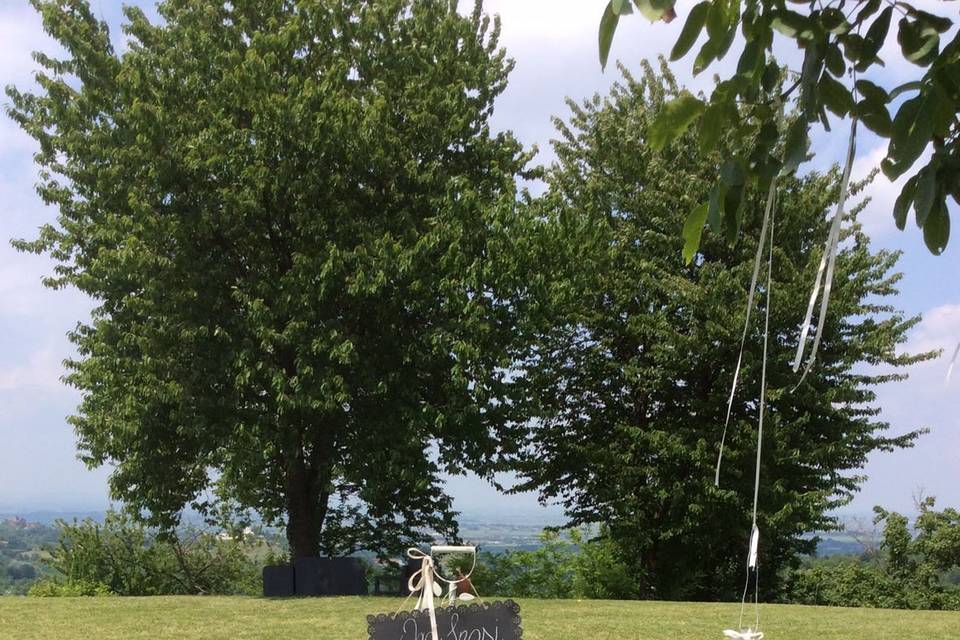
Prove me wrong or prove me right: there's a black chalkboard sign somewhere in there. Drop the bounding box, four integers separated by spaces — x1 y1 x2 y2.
367 600 522 640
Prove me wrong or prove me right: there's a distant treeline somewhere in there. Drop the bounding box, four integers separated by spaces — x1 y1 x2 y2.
4 500 958 610
448 502 960 610
0 517 57 595
2 510 284 597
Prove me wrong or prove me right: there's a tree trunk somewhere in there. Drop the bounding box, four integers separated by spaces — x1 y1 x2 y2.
285 458 327 561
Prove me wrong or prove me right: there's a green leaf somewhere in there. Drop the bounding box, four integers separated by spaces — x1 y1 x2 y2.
720 157 746 187
635 0 676 22
819 73 856 117
648 93 706 150
820 8 851 35
752 152 782 186
713 1 741 58
825 44 846 76
888 80 923 101
893 175 918 230
912 164 937 226
692 38 719 75
883 91 934 180
722 183 745 242
705 0 730 40
865 6 894 54
855 79 889 104
782 119 810 175
896 3 953 33
771 10 813 38
682 201 710 263
931 82 956 137
707 181 727 231
799 40 825 118
897 17 940 66
922 199 950 255
599 2 621 71
761 61 780 92
737 39 763 76
840 33 869 64
855 99 893 137
671 1 709 61
612 0 634 15
854 0 881 25
699 100 735 153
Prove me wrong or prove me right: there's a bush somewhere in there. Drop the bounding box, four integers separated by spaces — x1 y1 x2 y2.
28 579 115 597
33 510 264 596
449 526 636 600
781 500 960 610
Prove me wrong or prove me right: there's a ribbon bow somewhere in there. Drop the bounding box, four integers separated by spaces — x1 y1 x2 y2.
406 548 441 640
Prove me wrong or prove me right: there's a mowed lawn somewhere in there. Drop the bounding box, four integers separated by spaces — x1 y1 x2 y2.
2 596 958 640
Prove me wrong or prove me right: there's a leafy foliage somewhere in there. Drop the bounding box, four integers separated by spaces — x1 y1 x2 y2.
29 511 264 596
596 0 959 256
448 528 636 600
512 61 933 601
6 0 532 559
28 579 115 598
783 500 960 610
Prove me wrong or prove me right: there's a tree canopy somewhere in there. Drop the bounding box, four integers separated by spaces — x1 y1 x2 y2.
7 0 533 560
513 61 934 600
597 0 959 257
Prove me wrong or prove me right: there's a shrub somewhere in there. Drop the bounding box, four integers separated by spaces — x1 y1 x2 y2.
28 579 115 597
34 510 263 596
449 526 636 600
781 500 960 610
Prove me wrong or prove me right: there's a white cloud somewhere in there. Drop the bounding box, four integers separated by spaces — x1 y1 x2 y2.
0 3 54 88
905 303 960 362
0 342 71 391
849 143 934 242
848 302 960 514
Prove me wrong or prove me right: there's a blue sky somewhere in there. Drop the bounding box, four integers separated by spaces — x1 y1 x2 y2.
0 0 957 521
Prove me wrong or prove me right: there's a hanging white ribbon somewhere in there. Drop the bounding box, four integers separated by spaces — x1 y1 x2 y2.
946 341 959 386
725 184 777 640
747 524 760 569
406 549 441 640
792 118 859 386
716 180 778 486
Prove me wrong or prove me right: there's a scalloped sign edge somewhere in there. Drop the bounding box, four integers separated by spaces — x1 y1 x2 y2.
367 599 523 640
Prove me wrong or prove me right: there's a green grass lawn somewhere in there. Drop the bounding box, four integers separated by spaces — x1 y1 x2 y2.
1 596 957 639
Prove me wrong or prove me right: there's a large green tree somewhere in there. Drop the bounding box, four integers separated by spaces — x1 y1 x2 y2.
513 61 934 600
7 0 532 559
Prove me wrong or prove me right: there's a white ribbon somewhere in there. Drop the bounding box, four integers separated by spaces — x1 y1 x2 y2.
792 118 859 386
406 549 441 640
716 179 778 486
730 184 777 640
946 341 959 386
724 630 764 640
747 525 760 570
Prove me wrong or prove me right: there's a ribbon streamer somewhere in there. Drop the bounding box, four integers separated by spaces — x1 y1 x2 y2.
725 183 776 640
792 118 859 386
716 179 778 486
406 549 441 640
398 547 480 640
946 341 959 386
